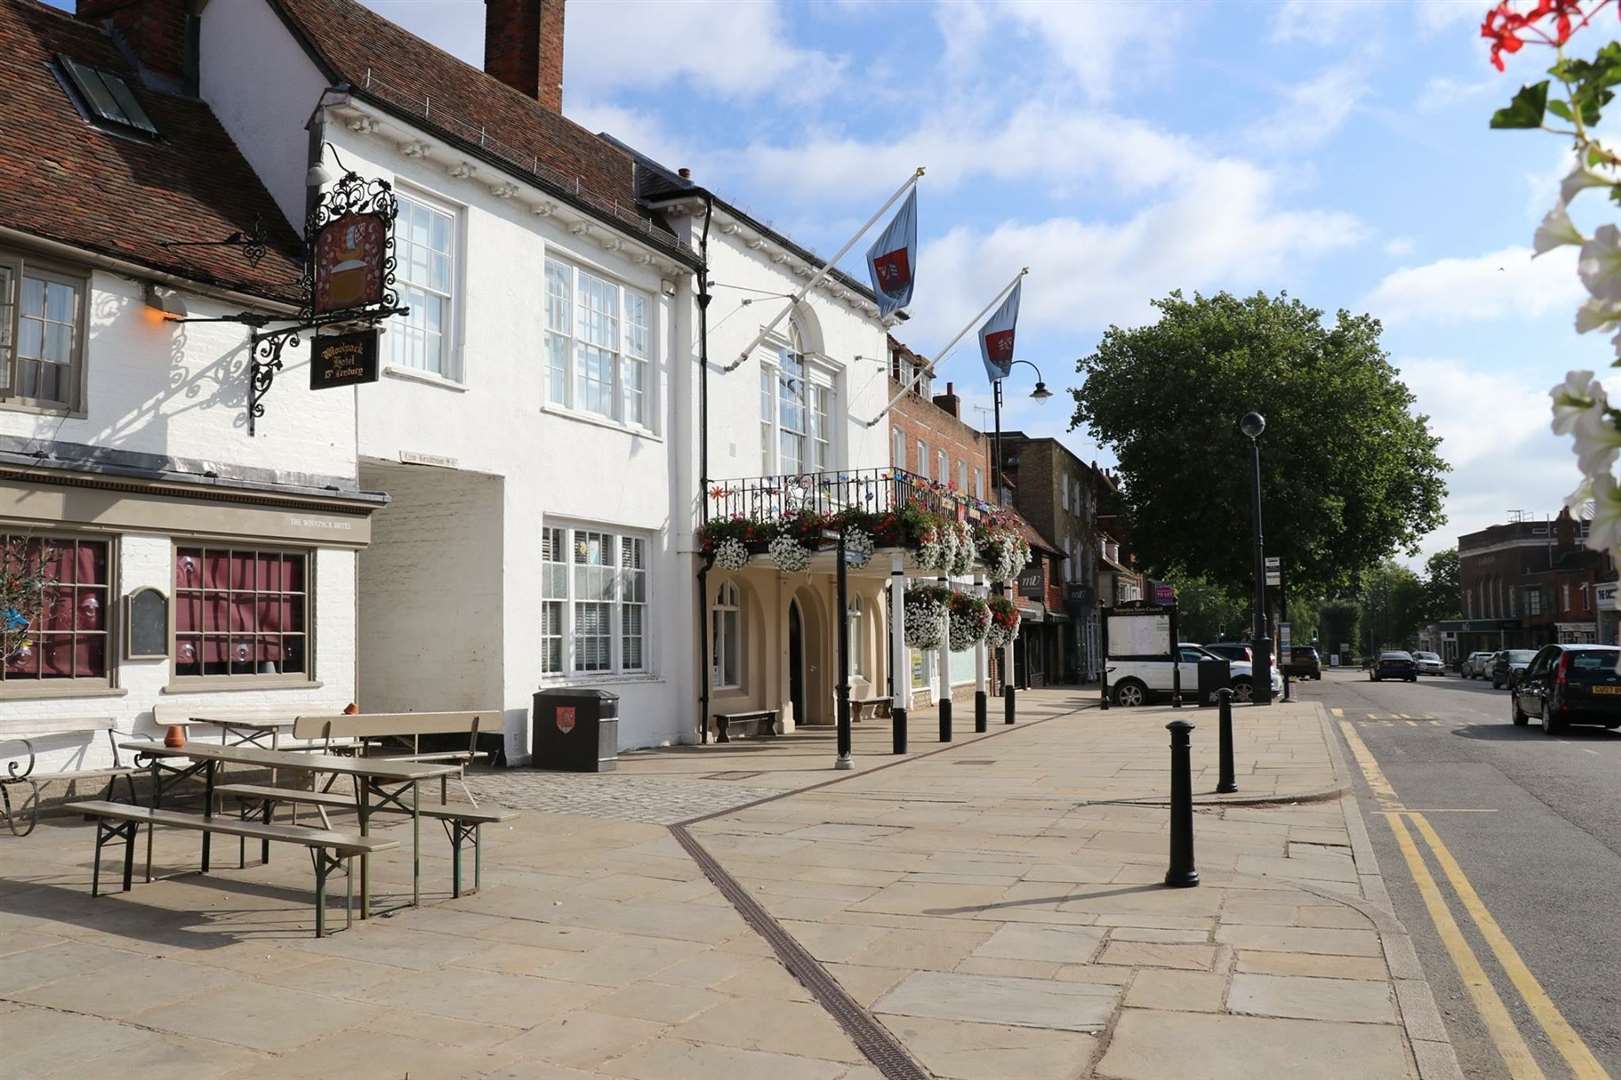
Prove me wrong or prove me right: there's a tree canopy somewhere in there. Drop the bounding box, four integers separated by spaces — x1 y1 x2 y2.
1071 291 1448 600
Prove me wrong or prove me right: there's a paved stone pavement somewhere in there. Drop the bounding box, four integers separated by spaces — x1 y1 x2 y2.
0 691 1457 1080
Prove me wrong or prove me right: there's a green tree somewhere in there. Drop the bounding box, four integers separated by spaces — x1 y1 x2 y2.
1071 291 1448 599
1320 600 1360 661
1420 548 1462 623
1164 573 1249 643
1360 562 1427 651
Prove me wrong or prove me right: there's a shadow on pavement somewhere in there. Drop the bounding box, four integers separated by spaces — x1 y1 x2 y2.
1451 723 1621 742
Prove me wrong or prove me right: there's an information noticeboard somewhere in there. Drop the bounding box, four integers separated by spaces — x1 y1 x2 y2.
1106 611 1172 658
124 587 168 659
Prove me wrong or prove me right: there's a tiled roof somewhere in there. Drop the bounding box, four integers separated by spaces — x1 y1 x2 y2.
269 0 696 266
0 0 302 301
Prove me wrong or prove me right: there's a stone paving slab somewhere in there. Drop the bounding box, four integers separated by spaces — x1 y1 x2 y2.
0 691 1455 1080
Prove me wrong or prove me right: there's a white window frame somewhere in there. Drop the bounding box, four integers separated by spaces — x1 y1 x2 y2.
935 449 947 484
544 256 655 432
956 460 968 492
915 439 926 478
712 580 741 690
974 466 984 501
0 250 89 414
388 188 461 382
892 427 905 470
540 523 652 679
1061 480 1069 512
759 336 834 475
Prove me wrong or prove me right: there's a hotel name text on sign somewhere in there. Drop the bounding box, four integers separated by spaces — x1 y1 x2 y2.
311 331 379 390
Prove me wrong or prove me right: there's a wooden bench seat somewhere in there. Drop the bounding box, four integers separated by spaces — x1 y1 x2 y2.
215 782 515 897
1 719 139 837
850 698 892 722
712 710 779 742
291 712 494 803
71 800 396 936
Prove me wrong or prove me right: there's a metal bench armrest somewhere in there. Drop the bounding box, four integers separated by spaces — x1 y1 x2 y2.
1 737 37 783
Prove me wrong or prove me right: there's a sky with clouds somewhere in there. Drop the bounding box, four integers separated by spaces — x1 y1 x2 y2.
190 0 1621 566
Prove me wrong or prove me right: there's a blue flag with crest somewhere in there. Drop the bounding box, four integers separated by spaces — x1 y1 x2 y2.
865 188 918 320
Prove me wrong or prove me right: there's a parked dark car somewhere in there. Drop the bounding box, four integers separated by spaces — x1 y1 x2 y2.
1510 644 1621 733
1370 651 1418 682
1282 646 1321 679
1204 642 1252 664
1490 649 1538 690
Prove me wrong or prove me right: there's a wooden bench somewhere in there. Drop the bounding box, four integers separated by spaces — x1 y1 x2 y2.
0 719 139 837
292 712 494 803
70 799 397 936
712 710 779 742
214 782 515 897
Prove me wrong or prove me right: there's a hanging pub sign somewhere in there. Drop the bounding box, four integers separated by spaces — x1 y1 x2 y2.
313 212 387 314
310 330 379 390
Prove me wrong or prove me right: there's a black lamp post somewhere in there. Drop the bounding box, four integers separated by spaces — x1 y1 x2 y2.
991 359 1053 723
1239 412 1273 705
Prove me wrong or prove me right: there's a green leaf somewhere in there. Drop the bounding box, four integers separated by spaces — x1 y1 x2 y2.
1547 98 1575 122
1491 81 1550 128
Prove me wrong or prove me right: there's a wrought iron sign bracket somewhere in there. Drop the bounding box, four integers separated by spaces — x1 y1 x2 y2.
247 306 407 436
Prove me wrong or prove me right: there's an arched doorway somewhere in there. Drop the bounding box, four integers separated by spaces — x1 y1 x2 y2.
788 599 806 727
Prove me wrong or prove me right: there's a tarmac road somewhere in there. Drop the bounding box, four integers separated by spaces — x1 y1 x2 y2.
1298 668 1621 1079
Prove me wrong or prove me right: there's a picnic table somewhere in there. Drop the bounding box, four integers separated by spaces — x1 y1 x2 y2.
186 715 298 750
119 742 456 917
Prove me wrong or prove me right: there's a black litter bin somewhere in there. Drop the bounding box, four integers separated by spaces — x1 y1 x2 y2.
1196 659 1232 707
532 688 619 772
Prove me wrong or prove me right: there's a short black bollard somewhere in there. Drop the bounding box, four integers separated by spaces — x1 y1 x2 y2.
1216 688 1237 794
975 690 988 733
1004 684 1016 724
1165 719 1199 888
893 706 908 755
939 695 952 742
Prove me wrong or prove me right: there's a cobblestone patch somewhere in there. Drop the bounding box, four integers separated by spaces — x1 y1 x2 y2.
465 770 784 824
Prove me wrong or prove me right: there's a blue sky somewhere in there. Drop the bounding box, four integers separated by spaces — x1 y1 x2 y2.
71 0 1595 564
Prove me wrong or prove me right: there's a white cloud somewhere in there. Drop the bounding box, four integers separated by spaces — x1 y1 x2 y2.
566 0 845 102
1414 0 1478 33
1385 237 1416 256
1363 246 1583 324
1272 0 1383 44
565 101 691 171
1252 62 1371 151
1418 75 1498 111
904 160 1364 349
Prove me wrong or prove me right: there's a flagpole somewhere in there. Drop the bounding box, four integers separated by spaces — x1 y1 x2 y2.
723 167 925 373
862 266 1028 427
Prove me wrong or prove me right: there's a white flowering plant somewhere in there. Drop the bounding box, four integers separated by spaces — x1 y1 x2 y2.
768 531 811 574
842 527 876 570
985 593 1021 650
1487 3 1621 667
903 584 950 650
947 591 992 650
712 537 751 572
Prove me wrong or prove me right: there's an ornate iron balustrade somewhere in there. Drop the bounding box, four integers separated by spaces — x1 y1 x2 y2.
704 467 985 524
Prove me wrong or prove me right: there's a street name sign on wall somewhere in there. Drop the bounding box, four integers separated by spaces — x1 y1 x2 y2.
310 330 379 390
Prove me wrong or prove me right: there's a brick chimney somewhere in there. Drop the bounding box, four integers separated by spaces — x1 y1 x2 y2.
1555 505 1576 551
484 0 565 112
78 0 192 82
933 381 960 419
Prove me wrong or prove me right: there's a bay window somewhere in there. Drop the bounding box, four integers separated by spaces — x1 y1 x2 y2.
545 259 652 429
1 534 110 691
173 545 309 683
0 253 87 412
388 193 457 378
541 525 650 678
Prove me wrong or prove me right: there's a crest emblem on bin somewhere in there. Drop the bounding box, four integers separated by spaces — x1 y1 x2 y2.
556 706 576 734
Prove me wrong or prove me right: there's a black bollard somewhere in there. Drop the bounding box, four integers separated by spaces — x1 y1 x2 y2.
975 690 988 733
939 694 952 742
1165 719 1199 888
1004 682 1016 724
893 706 908 755
1216 688 1237 794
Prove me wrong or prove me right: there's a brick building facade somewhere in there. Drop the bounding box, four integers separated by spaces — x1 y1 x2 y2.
888 338 992 500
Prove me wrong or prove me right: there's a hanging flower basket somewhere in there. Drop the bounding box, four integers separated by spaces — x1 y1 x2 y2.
950 521 976 576
712 537 750 572
915 526 948 574
947 592 991 650
977 525 1032 581
842 527 875 570
985 593 1021 649
768 531 811 574
903 584 950 650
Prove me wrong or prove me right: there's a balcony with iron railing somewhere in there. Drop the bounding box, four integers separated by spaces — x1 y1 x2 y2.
704 467 993 526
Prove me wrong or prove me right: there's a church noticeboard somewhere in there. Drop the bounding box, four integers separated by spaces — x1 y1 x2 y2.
312 212 386 314
310 331 379 390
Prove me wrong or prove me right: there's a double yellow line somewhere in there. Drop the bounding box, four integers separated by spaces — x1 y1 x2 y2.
1339 720 1609 1080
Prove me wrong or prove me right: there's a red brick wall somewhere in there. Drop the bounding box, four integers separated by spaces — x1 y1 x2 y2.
889 379 992 499
483 0 565 112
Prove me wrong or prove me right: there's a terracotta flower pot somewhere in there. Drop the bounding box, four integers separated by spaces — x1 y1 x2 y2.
163 724 186 749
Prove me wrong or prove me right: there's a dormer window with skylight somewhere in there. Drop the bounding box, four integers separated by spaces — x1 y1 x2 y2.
57 56 159 139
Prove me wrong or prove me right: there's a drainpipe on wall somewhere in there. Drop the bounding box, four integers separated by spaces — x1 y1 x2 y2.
695 193 715 744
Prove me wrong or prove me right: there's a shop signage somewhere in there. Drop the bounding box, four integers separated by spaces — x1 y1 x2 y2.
1598 581 1619 611
1153 582 1175 606
313 212 387 314
1018 565 1044 599
310 330 379 390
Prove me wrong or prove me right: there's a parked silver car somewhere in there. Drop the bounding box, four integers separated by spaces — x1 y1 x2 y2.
1462 651 1495 679
1412 651 1445 676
